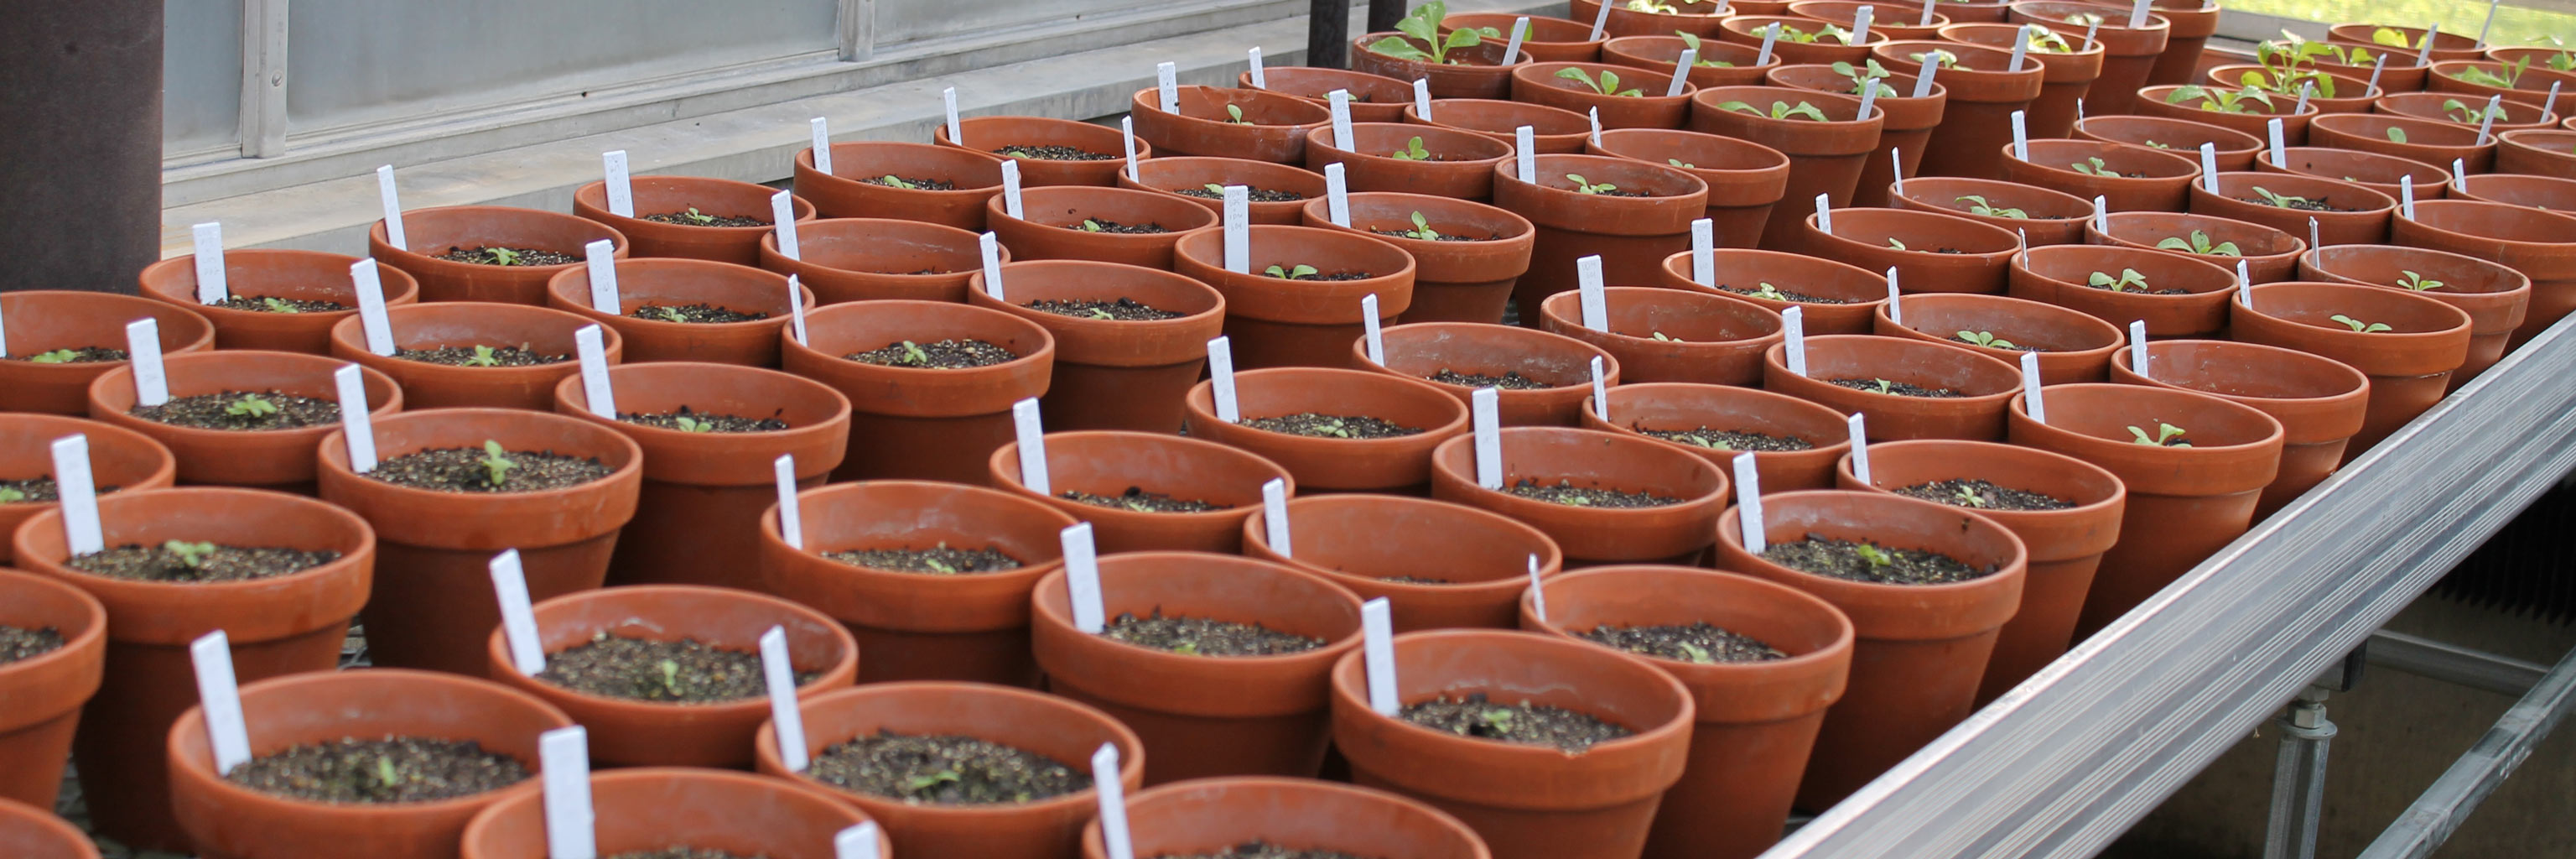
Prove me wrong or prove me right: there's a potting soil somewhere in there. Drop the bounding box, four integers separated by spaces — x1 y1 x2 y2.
1760 534 1997 585
865 174 958 190
1827 377 1962 398
224 737 530 804
537 632 814 703
1241 412 1424 439
1635 425 1815 452
1176 185 1304 202
1058 218 1170 234
628 302 770 324
391 344 570 367
1265 269 1374 281
1896 478 2075 511
1061 486 1232 513
434 246 579 267
65 542 341 583
1399 692 1633 753
366 445 615 492
809 730 1091 804
1102 608 1326 656
618 406 789 433
844 338 1019 368
1506 478 1682 508
1369 227 1495 242
5 346 127 363
640 209 769 227
826 544 1023 575
1426 368 1553 389
1154 841 1384 859
129 390 340 431
1026 297 1187 320
0 475 82 502
0 625 65 664
996 144 1114 160
1581 622 1789 663
604 849 768 859
1719 284 1850 303
210 294 350 313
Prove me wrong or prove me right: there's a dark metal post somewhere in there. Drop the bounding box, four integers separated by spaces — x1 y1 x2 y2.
1368 0 1409 34
0 0 164 294
1308 0 1352 69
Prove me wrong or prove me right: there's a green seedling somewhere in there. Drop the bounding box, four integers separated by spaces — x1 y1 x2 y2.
2397 270 2444 291
1389 135 1435 161
2442 98 2504 124
1955 195 2028 219
1872 377 1895 395
262 297 301 314
1886 237 1909 250
681 207 718 225
2068 156 2112 176
1650 331 1677 341
1853 543 1893 566
1628 0 1680 12
2237 48 2338 98
1677 642 1716 664
2329 314 2393 332
1223 104 1251 125
2369 26 2418 49
24 349 79 364
1674 32 1735 66
2127 422 2190 446
464 345 502 367
1779 23 1853 45
898 341 930 365
1676 433 1731 450
1561 495 1593 506
905 768 960 790
377 756 401 788
1555 66 1643 96
1079 219 1104 232
2251 186 2310 208
2025 24 2072 52
1748 283 1787 300
1364 2 1493 65
654 306 689 323
1265 263 1320 279
1172 640 1202 655
1955 485 1988 508
2262 32 2377 68
876 174 915 190
657 659 682 695
226 395 278 418
480 440 517 487
2144 139 2174 148
1400 211 1443 241
2386 126 2409 143
923 556 958 574
2156 230 2241 256
2062 11 2104 26
1202 183 1227 194
164 540 217 568
1957 331 2017 349
2088 268 2150 291
2164 84 2275 115
1311 418 1354 438
1668 157 1696 168
1566 173 1619 195
0 488 24 502
1715 100 1830 121
483 247 522 266
673 415 714 433
2450 59 2527 89
1831 60 1900 98
1479 707 1516 727
1910 49 1961 70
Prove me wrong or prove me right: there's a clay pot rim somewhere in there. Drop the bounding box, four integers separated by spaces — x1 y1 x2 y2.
2090 211 2308 259
2009 383 2288 451
1130 85 1334 130
1171 225 1420 296
488 583 858 711
314 406 647 504
1405 98 1593 136
548 361 854 443
2259 147 2452 185
1244 493 1563 595
542 258 813 333
1574 0 1732 22
0 290 219 371
1368 321 1623 394
1805 207 2026 258
983 185 1224 238
2136 85 2322 120
1183 366 1473 454
0 566 108 682
2500 128 2576 152
1493 153 1711 203
2013 138 2202 180
324 300 628 379
2016 243 2242 296
84 350 406 444
1028 552 1366 665
1428 426 1734 512
1537 286 1784 349
1690 86 1883 126
1658 247 1895 305
461 766 877 858
2371 92 2560 128
136 249 424 325
1352 32 1539 69
1893 176 2097 222
1872 39 2038 75
754 679 1146 820
2239 280 2475 339
1084 775 1492 859
1240 67 1419 102
166 668 572 818
967 260 1228 336
1937 22 2108 58
1305 122 1515 163
2006 0 2172 33
2310 112 2490 146
989 430 1296 521
2205 171 2399 214
2402 199 2576 245
15 486 377 596
1766 64 1948 104
937 114 1156 163
753 480 1078 583
2204 65 2383 103
1327 627 1697 757
1794 0 1956 29
763 216 994 280
1716 489 2028 594
2111 340 2371 406
1443 12 1609 44
0 413 178 516
1313 191 1540 243
1834 438 2127 513
787 299 1058 378
2296 245 2533 297
1592 381 1860 448
2448 172 2576 206
1593 128 1795 174
1763 335 2024 398
1721 14 1898 48
0 795 93 857
570 178 818 236
1521 564 1858 672
1876 293 2126 354
1510 60 1700 100
365 205 631 276
1600 35 1788 73
796 141 1007 193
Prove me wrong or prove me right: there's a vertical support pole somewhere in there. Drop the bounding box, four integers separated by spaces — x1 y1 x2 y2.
0 0 162 294
238 0 288 158
1309 0 1353 70
1366 0 1406 35
2263 687 2337 859
837 0 876 62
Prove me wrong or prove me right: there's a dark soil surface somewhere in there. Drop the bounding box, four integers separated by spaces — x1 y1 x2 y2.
1156 842 1381 859
224 737 530 804
2081 280 2194 295
434 246 578 267
1266 270 1374 281
1176 185 1305 202
808 730 1090 804
1426 369 1553 389
65 541 340 583
605 849 765 859
1062 218 1169 234
1895 478 2074 511
866 174 958 190
1399 692 1633 753
618 406 787 433
0 476 70 502
1026 298 1184 320
1580 188 1653 197
537 633 812 704
210 295 350 313
1369 228 1493 242
7 347 127 363
641 208 769 227
1636 425 1813 452
844 338 1019 369
1378 575 1454 584
1828 377 1961 398
825 544 1023 575
366 445 615 493
630 303 769 324
1580 622 1788 664
1505 478 1681 508
997 144 1114 160
1061 487 1232 513
1720 284 1849 304
1241 413 1422 439
1760 534 1997 585
0 625 66 664
129 390 340 431
392 344 569 367
2245 195 2354 212
1101 609 1325 656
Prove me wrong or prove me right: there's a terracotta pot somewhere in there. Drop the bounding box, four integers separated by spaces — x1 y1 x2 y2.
1299 192 1538 325
2012 240 2243 336
326 301 620 410
2485 45 2576 69
1794 206 2022 294
1711 489 2025 806
1327 628 1694 859
2006 383 2283 633
2326 24 2485 63
1935 0 2018 22
2135 85 2319 145
753 680 1146 859
2392 199 2576 346
1427 426 1730 566
1079 776 1491 859
758 480 1076 688
2375 91 2563 131
1240 67 1415 122
1352 34 1533 99
137 250 422 355
543 257 811 367
1131 86 1331 164
1687 86 1883 247
317 408 641 676
1938 22 2106 139
0 797 96 859
2314 51 2430 93
2189 172 2397 246
2205 65 2381 114
2497 128 2576 179
462 768 878 859
2085 210 2308 284
12 487 372 852
548 362 849 588
1888 175 2094 246
1362 321 1622 427
989 430 1292 554
1513 62 1696 129
793 141 1006 230
1718 16 1891 66
1405 98 1593 154
2256 146 2452 201
1244 493 1561 631
570 176 816 266
782 299 1054 483
2451 170 2576 210
1873 292 2124 382
1763 64 1943 207
1602 36 1781 90
1492 153 1708 320
85 350 403 492
1116 155 1328 226
2427 60 2576 109
167 669 570 859
0 414 176 565
1654 247 1891 333
2000 138 2199 212
1792 0 1952 39
984 185 1219 271
1171 225 1415 369
2107 340 2369 518
760 217 1001 305
965 260 1223 433
1306 122 1515 200
483 585 856 767
1578 381 1855 491
1760 334 2022 440
1873 40 2044 181
0 568 105 812
2299 244 2530 384
1830 440 2122 701
1587 128 1793 248
2007 1 2168 114
2143 0 2218 84
367 206 629 305
2075 114 2262 169
1030 552 1362 784
2308 112 2497 174
1538 286 1783 386
0 291 216 416
1518 565 1850 859
1182 367 1471 494
2231 281 2471 450
1570 0 1733 38
1445 13 1607 62
937 115 1152 187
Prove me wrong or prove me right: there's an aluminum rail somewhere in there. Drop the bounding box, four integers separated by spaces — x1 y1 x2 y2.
2352 641 2576 859
1758 314 2576 859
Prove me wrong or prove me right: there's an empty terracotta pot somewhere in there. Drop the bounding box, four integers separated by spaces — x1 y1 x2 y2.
1350 33 1534 99
2307 112 2497 174
1940 22 2106 138
2497 128 2576 179
461 768 880 859
85 350 403 492
1448 12 1607 61
2299 243 2530 384
984 185 1219 271
989 430 1293 554
1571 0 1734 38
2392 199 2576 347
1762 64 1942 207
1580 382 1856 492
2450 169 2576 210
0 291 216 416
1363 321 1622 427
1171 225 1415 370
1298 192 1538 325
2256 146 2453 201
570 175 818 266
758 480 1077 688
2375 91 2560 131
966 260 1225 433
2075 114 2262 170
1601 36 1780 90
793 140 1006 230
1711 489 2026 807
1491 154 1708 321
1513 61 1698 129
317 408 641 677
2010 241 2243 337
1182 367 1471 494
543 257 813 367
1687 86 1883 247
1794 206 2023 294
1587 128 1793 248
2231 281 2472 451
761 216 1001 305
2134 85 2319 144
0 413 176 565
1761 334 2022 440
0 567 105 813
1306 122 1515 200
1656 247 1892 333
1131 86 1332 164
1116 155 1329 226
2189 172 2397 247
753 680 1145 859
326 301 620 410
2108 340 2369 518
1874 292 2124 383
1428 426 1731 566
1327 628 1695 859
1539 286 1783 386
2146 0 2220 86
2007 1 2168 114
368 206 630 305
0 796 96 859
1405 98 1593 154
168 669 571 859
1874 40 2044 181
1079 776 1491 859
1244 493 1563 632
1888 175 2096 246
781 299 1054 484
2001 138 2200 212
137 249 423 355
2085 210 2308 284
938 115 1152 186
1240 66 1415 122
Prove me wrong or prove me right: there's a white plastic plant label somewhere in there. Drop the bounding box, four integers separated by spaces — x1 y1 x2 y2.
2011 110 2028 160
124 319 169 408
376 164 408 250
1000 160 1025 219
1062 522 1105 633
2451 159 2467 192
1851 6 1875 45
834 823 882 859
759 625 810 772
1324 163 1352 228
1587 107 1602 148
351 258 396 357
1246 46 1267 88
491 549 546 676
1846 413 1871 484
1918 0 1938 26
1013 398 1050 495
191 222 228 305
2268 118 2288 166
333 365 378 473
2092 195 2110 234
1222 185 1251 273
1690 218 1716 287
1589 356 1608 421
810 118 834 174
2199 142 2220 193
2020 350 2047 424
574 325 615 419
190 630 252 775
2007 29 2031 73
583 239 620 311
1911 61 1937 98
539 726 596 859
1208 336 1241 423
1514 127 1537 182
1783 306 1807 377
2293 80 2314 116
2545 81 2563 119
2480 0 2502 44
1757 22 1781 66
2126 0 2152 29
2475 94 2503 144
601 150 635 218
50 435 102 555
1093 743 1136 859
1889 148 1904 196
2080 19 2101 50
1472 387 1503 490
1883 268 1903 324
774 453 803 549
978 233 1006 301
1121 117 1140 181
787 274 809 346
1525 554 1547 622
1815 193 1834 234
1504 17 1530 65
2076 96 2086 125
1329 90 1356 153
1360 294 1385 364
1668 49 1697 97
2128 320 2149 378
2367 54 2389 94
2417 24 2440 66
2402 175 2416 220
1261 477 1292 557
2307 217 2319 252
1362 597 1398 715
1576 256 1608 331
943 87 963 146
1856 81 1879 128
1413 79 1434 121
771 191 800 260
1587 0 1612 40
1732 452 1766 554
2238 259 2255 308
1156 61 1179 113
0 295 10 357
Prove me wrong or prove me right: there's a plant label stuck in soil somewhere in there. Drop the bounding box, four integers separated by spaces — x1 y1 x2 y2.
1093 742 1137 859
1691 218 1716 286
1815 194 1834 235
759 625 811 771
1913 62 1937 99
773 454 804 549
2367 54 2389 95
2199 143 2220 192
2475 95 2503 144
1734 451 1768 554
1515 126 1537 182
1247 46 1267 88
1848 413 1872 483
978 232 1007 301
1156 61 1179 113
2268 118 2288 167
191 221 229 305
1062 522 1105 633
1472 387 1503 489
1362 294 1386 364
2092 195 2109 234
1918 0 1938 26
601 149 635 218
574 325 615 418
836 823 882 859
943 87 963 148
377 164 408 249
2238 259 2254 307
811 117 834 174
1262 477 1292 556
539 726 596 859
1504 18 1530 69
1208 336 1242 422
1330 89 1356 153
1223 185 1251 273
2021 351 2048 424
1591 355 1609 421
2126 0 2151 29
771 190 801 260
491 549 547 676
124 319 169 407
2293 81 2314 116
189 630 254 774
1414 78 1434 121
787 274 810 345
1589 107 1603 147
0 296 10 356
583 239 621 311
1122 117 1140 181
1667 49 1696 97
333 364 379 472
1000 159 1025 219
1577 255 1608 331
1325 163 1352 227
352 258 397 357
2128 320 2149 377
50 435 103 554
1526 554 1547 622
1758 22 1781 67
1014 398 1052 495
1784 305 1809 377
2418 24 2439 67
2012 110 2028 161
1884 267 1904 323
2008 29 2032 74
1363 596 1399 714
2402 175 2416 220
1857 79 1879 126
1852 5 1875 44
1891 148 1905 196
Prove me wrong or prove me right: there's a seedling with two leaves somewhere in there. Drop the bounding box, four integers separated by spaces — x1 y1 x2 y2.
1955 195 2028 219
2329 314 2393 333
2442 98 2506 124
2157 230 2241 256
1566 174 1619 195
2023 24 2073 53
1745 283 1789 300
1399 211 1443 241
482 247 522 267
1853 543 1893 567
1957 331 2018 349
1909 49 1961 70
1078 219 1106 232
2250 186 2311 209
1223 104 1253 125
1555 66 1644 96
262 297 302 314
679 207 719 226
2449 58 2528 90
1955 485 1989 508
1389 136 1435 161
1673 33 1736 67
164 540 218 569
876 174 918 190
1779 23 1855 45
1831 60 1900 98
2127 423 2190 447
2396 270 2444 291
673 415 716 433
2164 84 2276 115
1885 237 1909 250
24 349 80 364
1364 2 1495 65
2088 268 2150 291
462 345 503 367
2067 156 2115 176
226 395 278 418
1265 263 1321 279
480 440 517 487
1716 100 1830 121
